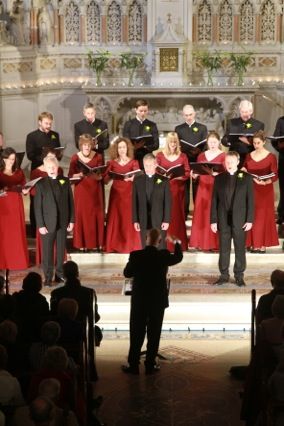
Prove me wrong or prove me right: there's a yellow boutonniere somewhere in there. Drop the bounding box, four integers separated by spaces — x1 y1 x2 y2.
59 179 65 185
144 125 151 132
51 134 56 140
245 123 252 129
96 128 102 134
192 127 199 132
238 172 244 179
156 178 162 184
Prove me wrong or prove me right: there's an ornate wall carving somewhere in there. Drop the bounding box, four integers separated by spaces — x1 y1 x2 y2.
261 0 276 43
107 1 122 43
197 0 212 43
86 1 101 44
128 0 143 43
65 1 80 44
219 0 232 43
240 0 254 43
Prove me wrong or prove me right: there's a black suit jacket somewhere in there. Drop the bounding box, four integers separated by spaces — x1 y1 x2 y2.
210 172 254 229
132 174 171 229
124 243 183 309
26 129 61 170
74 118 109 152
123 118 159 154
222 117 264 154
34 176 75 232
175 121 208 161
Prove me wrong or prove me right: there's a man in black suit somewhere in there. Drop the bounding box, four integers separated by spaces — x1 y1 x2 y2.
34 157 75 286
122 228 183 375
210 151 254 287
123 99 159 166
74 102 109 153
175 104 208 214
221 100 264 166
272 116 284 225
26 112 61 237
132 153 171 248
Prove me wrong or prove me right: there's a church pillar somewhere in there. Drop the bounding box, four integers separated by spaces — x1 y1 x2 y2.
53 9 59 45
233 13 240 43
101 6 107 44
122 5 128 43
59 14 64 44
30 7 38 45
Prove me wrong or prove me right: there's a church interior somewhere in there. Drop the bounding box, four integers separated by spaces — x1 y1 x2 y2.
1 0 284 425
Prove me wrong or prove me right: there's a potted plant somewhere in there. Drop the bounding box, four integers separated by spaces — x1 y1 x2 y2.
229 52 252 86
119 52 145 86
193 50 222 86
87 49 110 86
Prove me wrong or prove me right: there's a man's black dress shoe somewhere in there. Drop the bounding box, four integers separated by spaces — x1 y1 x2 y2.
213 276 230 285
145 364 161 375
235 278 246 287
54 275 64 283
121 365 139 375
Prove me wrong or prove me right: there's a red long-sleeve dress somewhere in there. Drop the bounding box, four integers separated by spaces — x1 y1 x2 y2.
189 151 226 250
156 152 190 251
104 159 141 253
0 169 29 269
244 152 279 248
69 153 104 249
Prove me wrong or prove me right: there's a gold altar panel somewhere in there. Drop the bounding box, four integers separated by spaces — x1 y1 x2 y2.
160 48 179 72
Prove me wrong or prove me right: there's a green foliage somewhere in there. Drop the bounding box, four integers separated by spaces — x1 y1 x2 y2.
194 50 222 72
119 52 144 70
87 49 110 85
229 52 252 85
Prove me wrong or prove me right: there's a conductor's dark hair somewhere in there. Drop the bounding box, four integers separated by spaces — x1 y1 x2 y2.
225 151 240 161
0 147 18 172
22 272 42 293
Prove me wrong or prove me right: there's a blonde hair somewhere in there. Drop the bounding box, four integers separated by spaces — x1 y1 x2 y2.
38 111 53 121
164 132 181 156
43 156 59 167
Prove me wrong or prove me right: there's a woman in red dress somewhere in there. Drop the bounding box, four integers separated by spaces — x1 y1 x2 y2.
0 147 29 269
104 137 141 253
30 149 64 265
189 131 225 251
68 134 104 252
243 130 278 252
156 132 190 251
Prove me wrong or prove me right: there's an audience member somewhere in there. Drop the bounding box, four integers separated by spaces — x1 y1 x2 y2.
55 299 84 365
50 261 100 325
0 276 15 322
268 351 284 426
0 344 25 407
29 322 61 372
0 320 23 375
256 269 284 326
12 272 49 344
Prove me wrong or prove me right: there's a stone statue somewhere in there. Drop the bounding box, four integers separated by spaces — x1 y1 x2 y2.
38 5 53 45
9 0 26 45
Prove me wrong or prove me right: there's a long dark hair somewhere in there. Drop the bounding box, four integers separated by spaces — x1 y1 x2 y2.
0 147 18 172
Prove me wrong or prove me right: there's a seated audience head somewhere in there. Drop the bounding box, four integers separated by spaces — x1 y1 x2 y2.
42 346 68 371
22 272 42 293
164 132 181 156
271 295 284 320
239 100 253 121
78 133 94 153
29 396 54 426
182 104 196 124
63 261 79 282
38 378 61 402
0 320 18 343
146 228 162 247
143 153 157 177
0 344 8 370
57 298 78 321
109 136 134 160
40 321 60 346
270 269 284 289
207 131 221 150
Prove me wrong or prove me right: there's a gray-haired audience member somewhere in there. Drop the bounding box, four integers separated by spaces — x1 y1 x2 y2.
256 269 284 326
